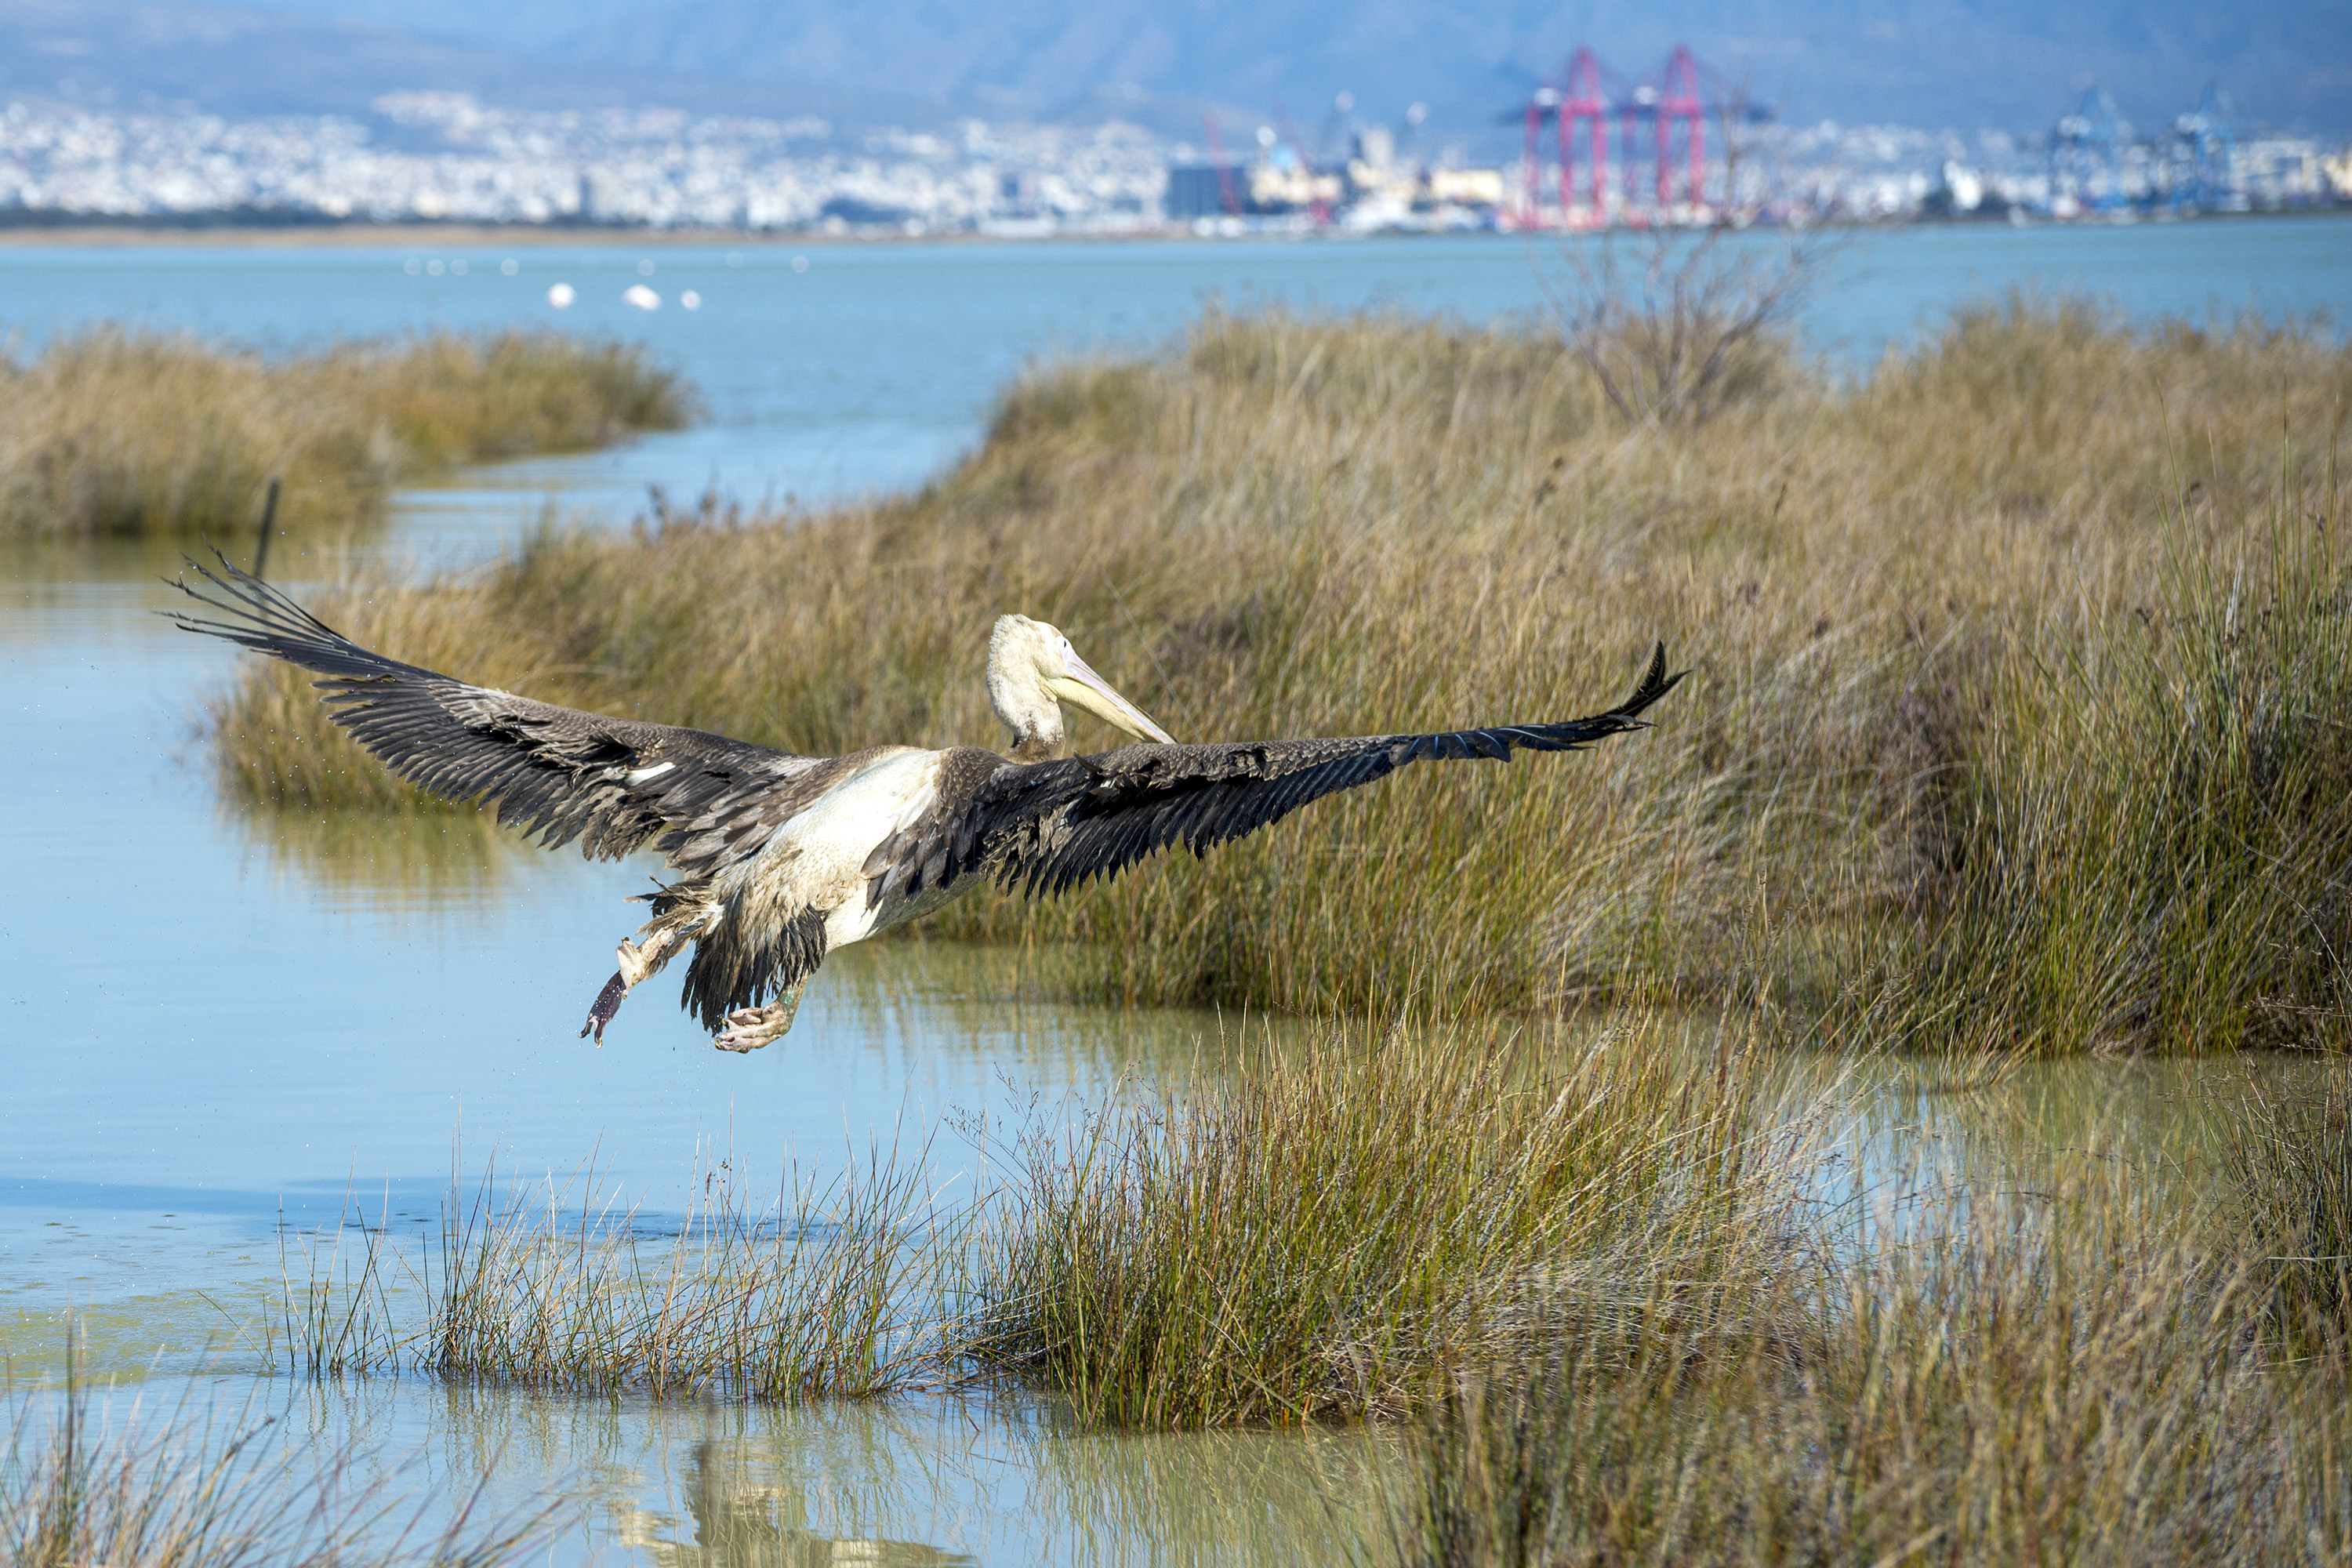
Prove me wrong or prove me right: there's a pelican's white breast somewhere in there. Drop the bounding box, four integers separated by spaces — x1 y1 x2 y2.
735 746 942 949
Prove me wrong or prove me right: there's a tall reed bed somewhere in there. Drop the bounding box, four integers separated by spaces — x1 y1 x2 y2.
1 1357 561 1567
2 327 690 539
961 1012 1813 1428
1868 489 2352 1054
205 299 2352 1054
1388 1128 2352 1566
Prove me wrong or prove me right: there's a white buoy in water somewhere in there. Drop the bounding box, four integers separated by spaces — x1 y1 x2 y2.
622 285 660 310
680 290 702 310
547 282 577 308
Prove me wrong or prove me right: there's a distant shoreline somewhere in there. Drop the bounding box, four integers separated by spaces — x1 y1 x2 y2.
0 221 993 249
0 207 2340 249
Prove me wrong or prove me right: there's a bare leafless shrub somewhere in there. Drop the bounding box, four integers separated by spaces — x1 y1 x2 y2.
1538 228 1831 427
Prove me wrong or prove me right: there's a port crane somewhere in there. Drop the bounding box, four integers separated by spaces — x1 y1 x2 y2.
1506 43 1773 227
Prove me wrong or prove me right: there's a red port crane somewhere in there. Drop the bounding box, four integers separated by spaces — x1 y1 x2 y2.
1654 45 1705 208
1200 112 1243 216
1511 43 1750 224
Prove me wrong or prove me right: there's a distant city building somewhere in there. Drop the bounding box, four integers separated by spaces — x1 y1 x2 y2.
0 96 1170 232
0 80 2337 235
1164 165 1243 220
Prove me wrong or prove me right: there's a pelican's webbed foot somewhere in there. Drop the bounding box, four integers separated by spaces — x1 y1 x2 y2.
713 982 808 1054
578 935 671 1047
580 972 630 1044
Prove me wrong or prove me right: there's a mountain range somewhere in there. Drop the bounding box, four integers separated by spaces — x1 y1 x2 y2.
5 0 2344 145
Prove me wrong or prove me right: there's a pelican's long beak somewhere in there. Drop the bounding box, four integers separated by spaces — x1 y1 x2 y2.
1047 648 1176 746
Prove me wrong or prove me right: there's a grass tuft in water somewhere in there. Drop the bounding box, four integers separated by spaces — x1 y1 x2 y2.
426 1143 952 1400
2236 1061 2352 1360
961 1011 1815 1428
269 1145 955 1402
2 326 691 540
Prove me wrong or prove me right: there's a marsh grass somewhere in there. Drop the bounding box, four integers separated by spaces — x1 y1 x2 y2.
2 327 689 540
2236 1062 2352 1359
239 1019 2352 1568
1871 481 2352 1054
270 1145 955 1402
205 299 2352 1055
259 1011 1809 1432
426 1145 953 1400
2 1353 561 1568
960 1011 1818 1428
1388 1143 2352 1567
263 1195 406 1381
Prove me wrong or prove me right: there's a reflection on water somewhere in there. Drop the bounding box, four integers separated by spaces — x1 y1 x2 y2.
1732 1041 2344 1276
635 1441 979 1567
0 1373 1396 1566
1813 1047 2330 1187
472 1381 1397 1567
227 803 531 904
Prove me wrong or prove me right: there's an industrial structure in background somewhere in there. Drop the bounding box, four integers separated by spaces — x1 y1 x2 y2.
1501 44 1771 227
1167 49 2345 232
1 61 2343 234
1998 80 2293 217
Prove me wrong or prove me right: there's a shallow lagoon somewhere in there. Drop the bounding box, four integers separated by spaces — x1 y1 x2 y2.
5 219 2349 1563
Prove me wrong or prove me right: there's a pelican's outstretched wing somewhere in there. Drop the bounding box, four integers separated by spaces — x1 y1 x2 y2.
875 644 1685 906
169 554 832 878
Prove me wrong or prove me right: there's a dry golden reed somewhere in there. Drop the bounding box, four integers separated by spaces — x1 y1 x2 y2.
208 297 2352 1054
960 1011 1808 1430
2 325 689 539
1388 1173 2352 1567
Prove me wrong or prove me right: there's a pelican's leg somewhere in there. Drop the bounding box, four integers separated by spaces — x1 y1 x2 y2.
712 980 809 1054
578 927 680 1045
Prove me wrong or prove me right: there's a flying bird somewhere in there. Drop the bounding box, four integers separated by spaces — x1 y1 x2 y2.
172 557 1684 1053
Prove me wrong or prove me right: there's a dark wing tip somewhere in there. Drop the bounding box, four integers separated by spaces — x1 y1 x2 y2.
1613 641 1688 721
163 543 296 633
162 545 394 679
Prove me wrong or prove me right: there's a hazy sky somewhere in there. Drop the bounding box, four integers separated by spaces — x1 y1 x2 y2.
6 0 2345 136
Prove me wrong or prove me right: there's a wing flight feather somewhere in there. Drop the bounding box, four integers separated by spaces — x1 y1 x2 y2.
920 642 1684 901
169 553 828 879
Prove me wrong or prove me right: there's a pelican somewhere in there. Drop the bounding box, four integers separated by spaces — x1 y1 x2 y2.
172 557 1684 1053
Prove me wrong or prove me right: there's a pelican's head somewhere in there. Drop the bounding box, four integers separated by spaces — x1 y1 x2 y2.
988 614 1174 760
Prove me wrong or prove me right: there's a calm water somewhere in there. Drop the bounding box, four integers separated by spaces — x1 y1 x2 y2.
4 218 2348 1564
